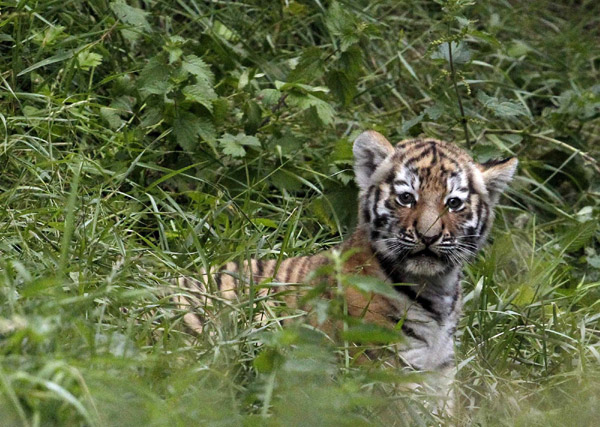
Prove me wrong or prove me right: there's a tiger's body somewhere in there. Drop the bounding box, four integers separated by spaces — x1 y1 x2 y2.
175 130 517 407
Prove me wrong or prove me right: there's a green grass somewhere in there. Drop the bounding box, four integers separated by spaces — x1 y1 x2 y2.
1 0 599 425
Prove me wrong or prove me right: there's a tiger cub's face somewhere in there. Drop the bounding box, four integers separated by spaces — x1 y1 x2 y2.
354 131 517 277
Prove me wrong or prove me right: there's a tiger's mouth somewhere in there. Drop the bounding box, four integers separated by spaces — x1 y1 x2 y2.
409 248 440 259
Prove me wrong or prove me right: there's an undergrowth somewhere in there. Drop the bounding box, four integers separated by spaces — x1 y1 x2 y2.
0 0 599 425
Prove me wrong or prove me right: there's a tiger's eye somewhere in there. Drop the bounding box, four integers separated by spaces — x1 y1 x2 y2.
447 197 463 211
397 192 415 206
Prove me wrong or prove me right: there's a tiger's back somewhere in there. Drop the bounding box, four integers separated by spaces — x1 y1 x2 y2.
175 130 517 376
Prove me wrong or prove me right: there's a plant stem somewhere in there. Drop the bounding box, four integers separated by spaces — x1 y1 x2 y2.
447 41 471 148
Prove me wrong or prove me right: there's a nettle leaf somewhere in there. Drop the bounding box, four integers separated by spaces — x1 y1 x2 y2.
110 1 151 29
182 83 217 112
477 91 528 118
164 36 185 64
288 47 324 82
110 1 151 41
219 133 261 158
339 27 361 52
331 138 353 162
173 112 215 151
273 131 301 155
237 134 261 147
138 57 172 98
100 107 123 130
275 80 329 94
287 93 335 125
424 103 444 120
197 119 216 143
587 255 600 269
182 55 214 85
326 1 365 51
326 70 356 106
220 136 246 158
140 107 162 128
433 41 471 64
258 88 282 107
400 113 424 135
313 100 335 125
110 95 135 113
99 96 135 130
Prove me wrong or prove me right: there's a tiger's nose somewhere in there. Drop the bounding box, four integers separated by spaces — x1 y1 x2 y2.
420 233 441 246
416 205 443 244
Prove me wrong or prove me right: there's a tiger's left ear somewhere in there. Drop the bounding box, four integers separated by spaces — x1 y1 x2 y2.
353 131 395 190
477 157 518 204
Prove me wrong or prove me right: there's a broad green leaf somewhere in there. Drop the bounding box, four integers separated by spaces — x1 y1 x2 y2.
342 323 404 344
345 275 401 301
110 95 135 113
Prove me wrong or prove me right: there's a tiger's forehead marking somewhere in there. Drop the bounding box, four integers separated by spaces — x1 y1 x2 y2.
387 138 474 196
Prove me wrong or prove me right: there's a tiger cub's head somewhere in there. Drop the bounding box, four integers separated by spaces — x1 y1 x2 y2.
354 130 517 277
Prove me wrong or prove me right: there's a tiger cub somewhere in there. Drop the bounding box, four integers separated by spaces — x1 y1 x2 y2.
176 130 516 379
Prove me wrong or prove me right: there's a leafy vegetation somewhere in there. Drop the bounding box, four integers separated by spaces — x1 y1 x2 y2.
1 0 599 425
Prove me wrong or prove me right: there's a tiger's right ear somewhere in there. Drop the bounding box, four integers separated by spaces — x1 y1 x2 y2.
353 131 394 190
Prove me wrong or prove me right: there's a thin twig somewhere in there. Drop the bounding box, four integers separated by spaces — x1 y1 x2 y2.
481 128 600 175
447 41 470 148
259 93 289 128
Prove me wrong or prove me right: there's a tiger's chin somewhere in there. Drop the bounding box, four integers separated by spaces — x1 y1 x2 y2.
403 252 451 276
